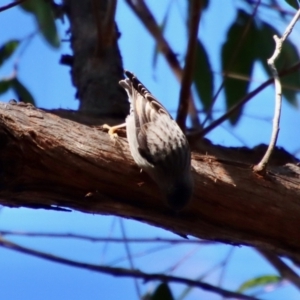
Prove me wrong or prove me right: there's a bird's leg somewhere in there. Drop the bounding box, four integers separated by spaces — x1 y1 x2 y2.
102 123 126 140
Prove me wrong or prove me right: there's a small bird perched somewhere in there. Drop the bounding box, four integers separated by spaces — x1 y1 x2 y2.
104 71 193 211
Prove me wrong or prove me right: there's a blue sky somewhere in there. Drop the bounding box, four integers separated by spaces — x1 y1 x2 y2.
0 0 299 299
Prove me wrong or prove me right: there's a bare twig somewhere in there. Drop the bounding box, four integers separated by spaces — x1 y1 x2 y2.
109 244 175 266
218 247 235 287
119 218 141 298
177 252 235 300
176 0 202 131
0 237 261 300
166 246 201 273
100 217 117 264
194 61 300 137
0 230 215 244
245 0 295 16
253 8 300 174
258 248 300 290
125 0 201 128
0 0 26 13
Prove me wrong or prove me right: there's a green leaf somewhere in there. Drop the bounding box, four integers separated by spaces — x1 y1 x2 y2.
0 40 20 67
0 79 13 95
258 21 300 106
193 40 214 114
151 283 174 300
284 0 299 10
20 0 60 48
11 78 35 105
222 10 258 124
237 275 282 293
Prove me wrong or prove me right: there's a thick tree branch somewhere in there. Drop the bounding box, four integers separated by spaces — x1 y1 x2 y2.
0 102 300 263
63 0 128 117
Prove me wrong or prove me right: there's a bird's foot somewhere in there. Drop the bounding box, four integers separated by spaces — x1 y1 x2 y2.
102 123 126 141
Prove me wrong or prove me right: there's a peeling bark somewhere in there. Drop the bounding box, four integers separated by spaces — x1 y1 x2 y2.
0 102 300 262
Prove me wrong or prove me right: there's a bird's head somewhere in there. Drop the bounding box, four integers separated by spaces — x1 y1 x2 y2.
165 172 194 211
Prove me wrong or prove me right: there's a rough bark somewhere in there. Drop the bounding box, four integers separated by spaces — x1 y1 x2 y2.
1 101 300 262
63 0 129 118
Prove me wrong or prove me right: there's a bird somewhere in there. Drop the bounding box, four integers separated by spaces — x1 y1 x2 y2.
104 70 193 211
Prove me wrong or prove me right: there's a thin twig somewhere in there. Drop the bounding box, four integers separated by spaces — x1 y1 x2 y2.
109 244 175 266
218 247 235 288
0 230 215 244
258 248 300 290
193 61 300 137
125 0 201 129
119 218 141 298
166 246 201 273
176 0 202 130
0 0 26 13
177 253 235 300
253 8 300 173
100 217 117 264
245 0 295 16
0 237 261 300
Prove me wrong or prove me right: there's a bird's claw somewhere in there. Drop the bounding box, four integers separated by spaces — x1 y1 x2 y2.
102 124 119 141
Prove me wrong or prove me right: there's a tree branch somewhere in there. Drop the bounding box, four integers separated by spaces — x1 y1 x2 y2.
258 248 300 290
176 0 202 131
196 61 300 137
0 102 300 262
0 236 261 300
125 0 201 128
202 0 261 126
254 8 300 173
63 0 128 117
0 0 26 13
0 230 214 244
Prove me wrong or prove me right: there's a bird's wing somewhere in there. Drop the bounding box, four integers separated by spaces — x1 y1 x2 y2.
119 71 186 167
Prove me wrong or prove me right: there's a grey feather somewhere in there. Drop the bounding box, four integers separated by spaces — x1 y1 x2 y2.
119 70 193 211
